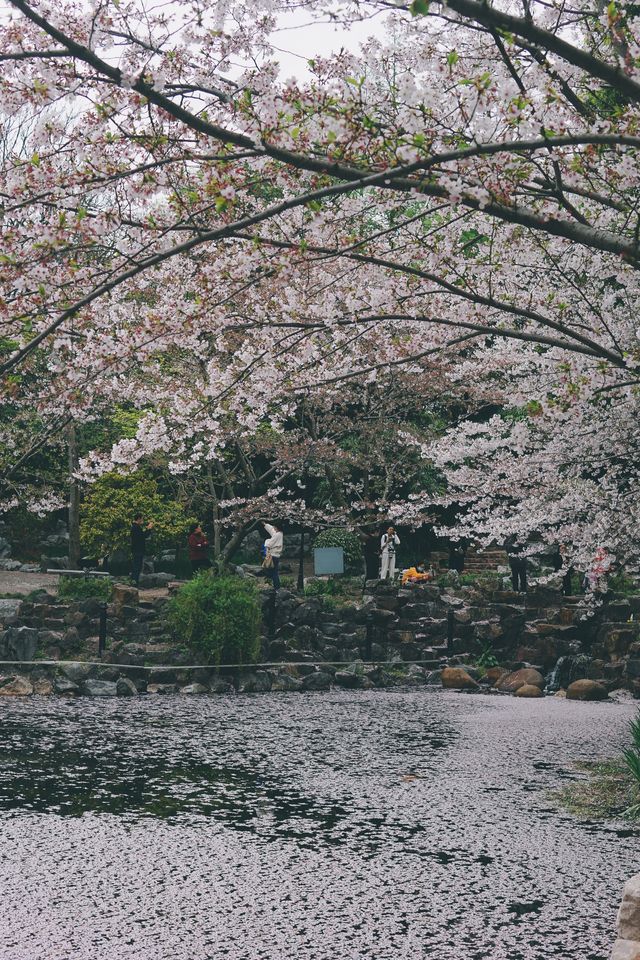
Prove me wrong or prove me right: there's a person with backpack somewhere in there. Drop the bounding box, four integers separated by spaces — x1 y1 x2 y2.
262 520 284 590
380 526 400 580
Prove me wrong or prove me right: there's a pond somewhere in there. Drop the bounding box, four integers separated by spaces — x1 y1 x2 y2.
0 690 637 960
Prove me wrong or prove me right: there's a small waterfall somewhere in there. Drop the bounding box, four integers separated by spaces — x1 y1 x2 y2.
545 654 590 692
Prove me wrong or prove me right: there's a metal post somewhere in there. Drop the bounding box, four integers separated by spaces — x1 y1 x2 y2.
98 602 107 658
268 589 277 642
365 612 373 660
447 608 455 654
297 527 305 593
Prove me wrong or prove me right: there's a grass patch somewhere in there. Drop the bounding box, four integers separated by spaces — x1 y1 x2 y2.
552 759 639 820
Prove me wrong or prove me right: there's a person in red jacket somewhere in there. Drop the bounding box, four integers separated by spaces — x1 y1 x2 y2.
188 523 212 576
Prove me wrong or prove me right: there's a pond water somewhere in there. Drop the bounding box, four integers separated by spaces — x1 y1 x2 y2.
0 690 637 960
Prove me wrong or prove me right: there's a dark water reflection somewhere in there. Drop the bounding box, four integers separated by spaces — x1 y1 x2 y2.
0 690 637 959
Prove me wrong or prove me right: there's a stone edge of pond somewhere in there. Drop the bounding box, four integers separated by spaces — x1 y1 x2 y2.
0 658 447 697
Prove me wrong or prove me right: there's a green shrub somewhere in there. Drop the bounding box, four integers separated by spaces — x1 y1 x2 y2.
58 576 112 602
313 528 363 571
80 471 190 557
167 574 261 666
609 572 639 597
623 712 640 818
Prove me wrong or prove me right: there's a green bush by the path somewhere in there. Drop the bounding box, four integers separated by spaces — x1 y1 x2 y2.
168 574 261 666
58 576 112 602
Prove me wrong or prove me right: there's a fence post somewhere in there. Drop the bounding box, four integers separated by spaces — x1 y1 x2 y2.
98 602 108 658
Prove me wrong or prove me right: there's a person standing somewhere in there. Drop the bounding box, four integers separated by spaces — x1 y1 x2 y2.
262 520 284 590
130 513 153 586
380 526 400 580
188 523 212 576
361 530 380 582
505 536 527 592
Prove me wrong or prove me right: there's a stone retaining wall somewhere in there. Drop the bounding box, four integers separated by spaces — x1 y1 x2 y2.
0 658 441 697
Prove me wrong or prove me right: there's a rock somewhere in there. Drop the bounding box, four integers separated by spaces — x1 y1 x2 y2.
0 599 22 619
61 627 82 653
485 667 509 686
514 683 543 698
112 584 139 615
209 680 235 694
0 536 11 558
611 939 640 960
496 668 545 693
0 625 38 660
180 683 209 695
147 683 177 694
83 679 118 697
271 674 303 692
610 689 637 703
0 675 33 696
554 689 567 698
334 670 361 689
302 671 332 691
33 677 53 696
239 671 273 693
566 679 609 701
0 560 23 571
617 874 640 941
116 677 138 697
54 676 79 696
19 563 41 573
441 667 479 691
148 668 176 685
60 662 93 683
42 556 69 570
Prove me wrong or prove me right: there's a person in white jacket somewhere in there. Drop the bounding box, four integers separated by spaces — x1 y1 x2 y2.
262 521 284 590
380 526 400 580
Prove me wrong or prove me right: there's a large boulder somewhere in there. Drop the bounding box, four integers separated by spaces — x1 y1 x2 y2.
496 668 545 693
441 667 479 691
116 677 138 697
611 940 640 960
0 599 22 620
617 874 640 942
271 673 303 692
112 583 139 615
302 671 332 691
83 679 118 697
33 677 53 696
238 672 273 693
0 626 38 661
179 683 209 695
514 683 543 698
566 679 609 701
54 676 79 696
0 675 33 696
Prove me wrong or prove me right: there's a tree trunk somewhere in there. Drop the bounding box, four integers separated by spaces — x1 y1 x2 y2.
67 424 81 568
205 463 222 559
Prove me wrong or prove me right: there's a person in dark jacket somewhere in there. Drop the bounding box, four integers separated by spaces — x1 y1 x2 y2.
188 522 212 576
361 530 381 582
505 536 527 592
131 513 153 586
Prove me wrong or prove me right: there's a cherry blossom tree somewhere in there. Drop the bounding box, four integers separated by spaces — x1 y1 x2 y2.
1 0 640 571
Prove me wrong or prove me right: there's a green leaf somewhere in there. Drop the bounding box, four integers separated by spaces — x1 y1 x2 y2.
411 0 430 14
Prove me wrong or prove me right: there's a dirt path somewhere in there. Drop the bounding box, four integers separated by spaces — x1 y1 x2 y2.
0 571 61 596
